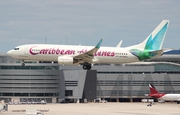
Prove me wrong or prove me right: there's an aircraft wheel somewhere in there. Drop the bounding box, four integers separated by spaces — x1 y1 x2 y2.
87 65 91 70
83 65 87 70
82 65 91 70
21 62 25 66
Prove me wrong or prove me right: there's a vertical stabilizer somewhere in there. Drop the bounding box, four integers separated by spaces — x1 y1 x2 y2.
149 84 159 94
126 20 169 51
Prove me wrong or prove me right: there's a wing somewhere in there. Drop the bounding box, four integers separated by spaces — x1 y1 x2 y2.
73 39 103 64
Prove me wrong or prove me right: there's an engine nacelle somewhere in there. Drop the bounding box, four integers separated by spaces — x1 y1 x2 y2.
58 56 73 65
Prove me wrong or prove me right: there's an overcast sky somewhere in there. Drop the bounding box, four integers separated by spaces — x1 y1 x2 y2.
0 0 180 53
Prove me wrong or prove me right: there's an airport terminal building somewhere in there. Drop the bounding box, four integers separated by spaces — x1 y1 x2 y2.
0 50 180 103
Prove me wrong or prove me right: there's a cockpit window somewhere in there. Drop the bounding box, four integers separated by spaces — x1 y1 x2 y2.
14 48 19 50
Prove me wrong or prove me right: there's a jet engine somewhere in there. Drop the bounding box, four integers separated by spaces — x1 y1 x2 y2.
58 56 73 65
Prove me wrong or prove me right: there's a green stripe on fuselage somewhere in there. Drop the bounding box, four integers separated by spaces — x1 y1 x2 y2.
130 49 155 60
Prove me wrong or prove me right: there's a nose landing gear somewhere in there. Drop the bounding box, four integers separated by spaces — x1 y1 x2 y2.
21 60 25 66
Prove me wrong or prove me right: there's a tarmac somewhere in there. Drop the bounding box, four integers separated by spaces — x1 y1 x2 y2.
1 102 180 115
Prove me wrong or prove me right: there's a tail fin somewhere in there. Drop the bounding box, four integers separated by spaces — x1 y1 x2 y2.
127 20 169 50
148 84 165 99
149 84 159 94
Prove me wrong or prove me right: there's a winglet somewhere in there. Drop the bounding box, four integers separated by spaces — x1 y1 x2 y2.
116 40 123 48
95 39 103 49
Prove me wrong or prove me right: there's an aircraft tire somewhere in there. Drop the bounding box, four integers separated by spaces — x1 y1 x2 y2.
21 63 25 66
82 65 91 70
87 65 91 70
83 65 87 70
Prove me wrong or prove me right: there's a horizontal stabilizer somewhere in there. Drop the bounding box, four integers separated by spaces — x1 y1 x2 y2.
149 49 163 58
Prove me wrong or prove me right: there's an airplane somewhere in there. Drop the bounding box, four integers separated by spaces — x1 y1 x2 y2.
7 20 169 70
148 84 180 104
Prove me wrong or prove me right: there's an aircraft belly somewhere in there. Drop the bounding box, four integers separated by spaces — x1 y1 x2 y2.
161 95 180 101
97 56 138 64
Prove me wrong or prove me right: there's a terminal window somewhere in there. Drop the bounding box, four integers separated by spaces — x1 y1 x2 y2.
65 90 73 96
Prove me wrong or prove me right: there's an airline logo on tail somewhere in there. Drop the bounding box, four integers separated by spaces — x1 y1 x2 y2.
148 84 165 99
145 22 168 50
130 20 169 61
149 84 159 94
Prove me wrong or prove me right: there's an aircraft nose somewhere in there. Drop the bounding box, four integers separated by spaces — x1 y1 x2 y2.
7 50 13 56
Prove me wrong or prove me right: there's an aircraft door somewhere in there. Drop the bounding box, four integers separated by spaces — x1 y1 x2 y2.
24 46 29 55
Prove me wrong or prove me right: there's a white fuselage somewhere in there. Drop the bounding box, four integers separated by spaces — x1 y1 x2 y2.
160 94 180 101
7 44 139 64
7 20 170 69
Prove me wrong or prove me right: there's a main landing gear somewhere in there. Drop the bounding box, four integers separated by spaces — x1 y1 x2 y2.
82 63 92 70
